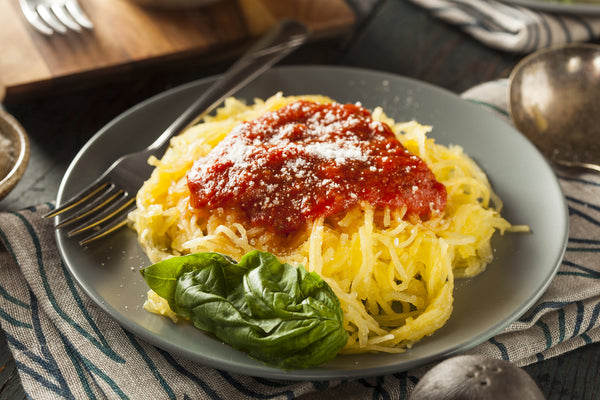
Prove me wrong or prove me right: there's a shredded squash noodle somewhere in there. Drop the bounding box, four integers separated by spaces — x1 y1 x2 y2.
130 93 527 353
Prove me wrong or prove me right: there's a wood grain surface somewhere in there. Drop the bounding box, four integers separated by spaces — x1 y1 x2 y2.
0 0 355 98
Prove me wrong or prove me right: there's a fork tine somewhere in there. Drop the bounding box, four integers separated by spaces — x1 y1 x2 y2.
36 4 68 34
56 187 125 228
67 196 136 237
78 212 132 246
44 181 111 219
51 3 82 32
65 0 93 29
19 0 53 35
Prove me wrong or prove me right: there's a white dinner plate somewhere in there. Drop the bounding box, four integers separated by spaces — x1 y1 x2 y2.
55 66 568 380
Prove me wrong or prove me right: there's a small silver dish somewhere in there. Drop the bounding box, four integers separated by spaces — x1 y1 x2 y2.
0 109 30 201
508 43 600 172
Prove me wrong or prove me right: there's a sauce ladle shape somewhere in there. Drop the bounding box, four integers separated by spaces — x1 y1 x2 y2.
508 43 600 173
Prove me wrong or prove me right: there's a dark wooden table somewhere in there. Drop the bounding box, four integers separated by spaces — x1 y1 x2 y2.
1 0 599 398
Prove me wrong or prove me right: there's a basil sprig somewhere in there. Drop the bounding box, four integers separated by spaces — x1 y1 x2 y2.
140 251 348 369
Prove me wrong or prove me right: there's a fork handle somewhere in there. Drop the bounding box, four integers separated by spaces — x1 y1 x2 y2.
148 19 309 156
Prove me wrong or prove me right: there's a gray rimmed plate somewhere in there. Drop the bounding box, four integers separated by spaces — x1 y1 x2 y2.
55 66 568 380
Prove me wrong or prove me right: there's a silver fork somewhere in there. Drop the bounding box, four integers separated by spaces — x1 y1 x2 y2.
20 0 93 36
44 19 309 245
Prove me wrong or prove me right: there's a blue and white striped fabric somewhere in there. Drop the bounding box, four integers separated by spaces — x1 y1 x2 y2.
409 0 600 53
0 81 599 398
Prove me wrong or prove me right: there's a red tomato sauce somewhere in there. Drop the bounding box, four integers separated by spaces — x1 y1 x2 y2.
187 100 447 234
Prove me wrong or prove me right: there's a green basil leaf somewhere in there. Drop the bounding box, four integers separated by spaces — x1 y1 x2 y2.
140 252 236 310
140 250 348 369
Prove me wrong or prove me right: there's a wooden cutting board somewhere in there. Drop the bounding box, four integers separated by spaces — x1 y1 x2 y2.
0 0 355 100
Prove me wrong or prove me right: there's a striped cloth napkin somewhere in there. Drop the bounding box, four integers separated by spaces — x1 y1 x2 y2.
0 81 599 398
409 0 600 52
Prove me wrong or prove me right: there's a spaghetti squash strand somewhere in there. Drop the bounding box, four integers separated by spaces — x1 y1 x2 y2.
131 93 524 354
